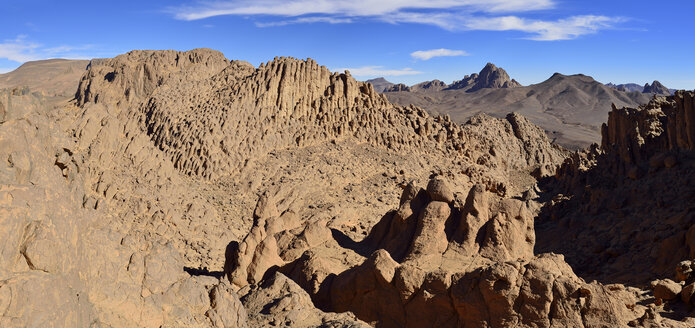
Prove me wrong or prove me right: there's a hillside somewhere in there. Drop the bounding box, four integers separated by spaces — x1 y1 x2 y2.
0 59 89 97
365 77 394 93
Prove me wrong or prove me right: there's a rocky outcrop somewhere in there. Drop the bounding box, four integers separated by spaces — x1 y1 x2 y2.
75 50 564 183
75 49 229 107
601 91 695 170
643 80 671 95
240 272 369 327
383 83 411 92
226 177 644 327
411 80 447 92
538 91 695 288
447 63 521 92
0 87 253 327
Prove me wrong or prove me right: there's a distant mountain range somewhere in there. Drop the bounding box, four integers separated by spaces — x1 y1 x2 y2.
369 64 672 149
364 77 395 94
367 63 521 93
606 81 675 95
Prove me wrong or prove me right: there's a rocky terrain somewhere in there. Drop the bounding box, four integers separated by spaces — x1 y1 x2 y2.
1 48 694 327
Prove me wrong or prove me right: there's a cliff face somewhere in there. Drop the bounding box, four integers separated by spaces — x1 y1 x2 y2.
538 91 695 296
601 91 695 170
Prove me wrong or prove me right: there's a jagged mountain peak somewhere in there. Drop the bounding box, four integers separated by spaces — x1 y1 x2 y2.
447 62 521 92
643 80 671 95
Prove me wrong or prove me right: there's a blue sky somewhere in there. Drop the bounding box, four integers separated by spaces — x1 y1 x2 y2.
1 0 694 89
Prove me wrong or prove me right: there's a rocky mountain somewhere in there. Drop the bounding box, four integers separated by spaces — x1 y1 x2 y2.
365 77 394 93
0 59 89 97
411 79 447 92
2 48 695 327
607 80 674 95
382 62 522 94
643 80 672 95
386 72 652 149
606 82 645 93
384 83 411 92
446 62 522 92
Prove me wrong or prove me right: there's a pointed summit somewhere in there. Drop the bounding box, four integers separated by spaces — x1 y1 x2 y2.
447 63 521 92
643 80 671 95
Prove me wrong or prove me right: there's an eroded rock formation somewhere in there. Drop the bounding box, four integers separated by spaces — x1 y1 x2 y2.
539 92 695 309
3 47 692 327
227 177 644 327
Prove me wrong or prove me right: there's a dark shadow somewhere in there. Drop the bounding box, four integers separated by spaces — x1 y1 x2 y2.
184 266 224 278
222 240 239 277
330 228 371 257
104 72 116 82
660 301 695 321
534 147 695 288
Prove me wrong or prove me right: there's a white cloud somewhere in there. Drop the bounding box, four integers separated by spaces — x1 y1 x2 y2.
382 12 624 40
0 68 14 74
464 15 624 41
170 0 622 41
256 17 352 28
411 48 469 60
0 35 94 63
332 66 423 77
172 0 555 20
0 35 41 62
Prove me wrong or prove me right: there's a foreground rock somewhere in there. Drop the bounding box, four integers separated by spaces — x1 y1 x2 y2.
227 177 643 327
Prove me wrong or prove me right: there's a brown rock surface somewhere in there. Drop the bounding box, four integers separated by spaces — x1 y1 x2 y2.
4 48 693 327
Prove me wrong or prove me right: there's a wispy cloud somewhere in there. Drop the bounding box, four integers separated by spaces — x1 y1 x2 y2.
411 48 469 60
333 66 423 77
0 35 40 62
464 15 625 41
170 0 622 41
0 35 95 63
383 12 624 40
172 0 555 20
256 16 352 28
